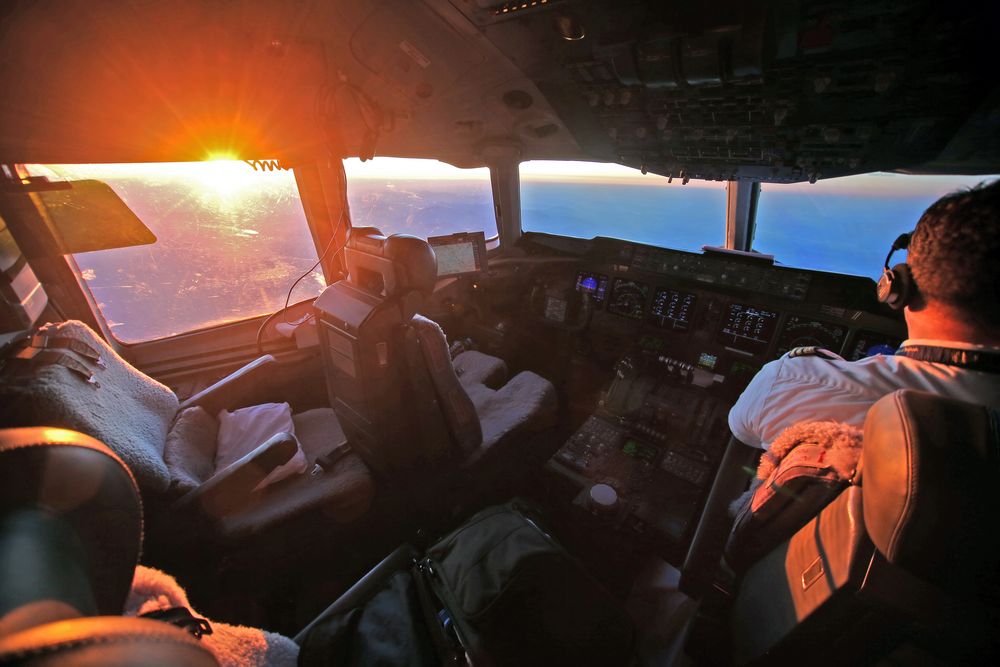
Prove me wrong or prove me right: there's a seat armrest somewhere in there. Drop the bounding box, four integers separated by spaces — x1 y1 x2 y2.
179 355 278 414
172 431 296 518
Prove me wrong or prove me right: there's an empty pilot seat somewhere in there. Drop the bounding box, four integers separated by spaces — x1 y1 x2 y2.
0 320 375 544
314 227 556 482
729 390 1000 664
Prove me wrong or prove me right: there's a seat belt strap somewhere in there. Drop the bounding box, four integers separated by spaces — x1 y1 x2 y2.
4 347 99 385
895 345 1000 373
1 329 104 385
139 607 213 639
27 332 104 366
313 441 354 475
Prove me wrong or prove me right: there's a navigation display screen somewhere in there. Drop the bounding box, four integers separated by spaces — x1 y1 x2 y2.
575 272 609 303
848 331 902 360
607 279 649 319
649 288 696 331
428 231 487 276
716 303 780 354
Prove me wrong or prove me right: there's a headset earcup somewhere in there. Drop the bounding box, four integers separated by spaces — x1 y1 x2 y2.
877 263 913 310
876 269 895 304
890 263 913 309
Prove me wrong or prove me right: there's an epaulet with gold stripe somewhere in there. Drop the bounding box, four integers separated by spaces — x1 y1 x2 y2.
785 346 845 361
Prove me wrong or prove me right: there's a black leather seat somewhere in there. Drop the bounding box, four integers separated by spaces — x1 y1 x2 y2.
729 390 1000 664
0 427 217 666
314 228 557 483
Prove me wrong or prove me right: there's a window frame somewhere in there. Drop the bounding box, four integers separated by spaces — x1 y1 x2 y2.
52 162 332 346
341 156 501 250
31 160 344 354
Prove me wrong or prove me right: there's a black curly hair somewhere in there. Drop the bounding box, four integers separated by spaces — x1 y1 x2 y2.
909 179 1000 328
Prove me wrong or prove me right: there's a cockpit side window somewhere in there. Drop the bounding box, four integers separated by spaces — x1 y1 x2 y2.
343 157 497 241
518 160 728 252
23 161 325 344
752 173 1000 279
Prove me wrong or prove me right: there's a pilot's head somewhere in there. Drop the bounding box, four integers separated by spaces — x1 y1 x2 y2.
906 179 1000 343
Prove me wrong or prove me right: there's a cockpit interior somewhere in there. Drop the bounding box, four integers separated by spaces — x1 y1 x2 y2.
0 1 998 665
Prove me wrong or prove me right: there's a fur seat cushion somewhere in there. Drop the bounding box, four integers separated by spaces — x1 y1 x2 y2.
453 351 508 389
0 321 178 492
164 406 219 494
465 371 558 449
126 565 298 667
729 420 864 519
725 420 863 569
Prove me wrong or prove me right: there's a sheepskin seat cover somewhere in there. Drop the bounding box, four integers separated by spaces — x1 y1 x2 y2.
453 350 508 389
410 316 557 451
0 321 178 492
725 420 863 568
164 406 219 494
127 565 298 667
464 371 558 448
412 315 557 451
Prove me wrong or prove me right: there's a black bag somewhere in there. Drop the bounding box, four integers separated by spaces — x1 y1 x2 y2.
298 564 441 667
299 500 635 666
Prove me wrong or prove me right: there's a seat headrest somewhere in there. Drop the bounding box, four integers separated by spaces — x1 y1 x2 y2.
0 428 143 622
862 390 1000 602
345 227 437 296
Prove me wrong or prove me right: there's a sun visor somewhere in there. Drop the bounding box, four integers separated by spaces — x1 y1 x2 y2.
33 180 156 254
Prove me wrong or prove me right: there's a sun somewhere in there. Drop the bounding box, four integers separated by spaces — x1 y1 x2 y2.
193 156 261 197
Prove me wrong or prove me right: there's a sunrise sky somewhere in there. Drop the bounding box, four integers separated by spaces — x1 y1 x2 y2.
33 157 996 199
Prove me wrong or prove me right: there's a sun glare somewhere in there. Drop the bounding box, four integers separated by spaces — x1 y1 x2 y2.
32 159 298 210
193 159 262 197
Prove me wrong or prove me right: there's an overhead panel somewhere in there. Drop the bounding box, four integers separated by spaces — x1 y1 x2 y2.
350 0 485 106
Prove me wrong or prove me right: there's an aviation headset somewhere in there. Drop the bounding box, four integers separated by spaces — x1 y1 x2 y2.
876 232 916 310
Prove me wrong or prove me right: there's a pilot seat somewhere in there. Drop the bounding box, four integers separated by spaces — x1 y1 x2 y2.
725 390 1000 663
313 227 557 495
0 319 376 549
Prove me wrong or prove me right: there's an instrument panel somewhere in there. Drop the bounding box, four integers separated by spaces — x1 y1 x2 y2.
567 255 904 396
608 279 649 319
715 303 779 355
574 272 609 303
648 288 696 332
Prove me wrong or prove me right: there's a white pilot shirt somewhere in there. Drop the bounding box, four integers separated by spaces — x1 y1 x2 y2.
728 338 1000 450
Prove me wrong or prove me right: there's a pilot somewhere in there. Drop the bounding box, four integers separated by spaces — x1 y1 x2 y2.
729 179 1000 451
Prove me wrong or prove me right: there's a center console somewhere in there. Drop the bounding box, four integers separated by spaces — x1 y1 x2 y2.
546 349 732 556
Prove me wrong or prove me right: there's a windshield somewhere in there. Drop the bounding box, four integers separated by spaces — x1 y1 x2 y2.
344 157 496 240
27 161 324 343
753 173 1000 279
519 160 727 252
